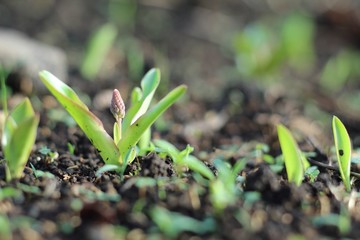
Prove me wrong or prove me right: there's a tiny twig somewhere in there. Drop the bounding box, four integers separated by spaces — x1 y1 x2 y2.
308 158 360 178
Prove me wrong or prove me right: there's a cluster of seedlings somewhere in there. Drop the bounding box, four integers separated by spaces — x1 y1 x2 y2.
0 67 358 238
278 116 352 192
1 68 355 189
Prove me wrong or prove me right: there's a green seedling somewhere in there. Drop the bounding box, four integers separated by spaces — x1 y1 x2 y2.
154 139 215 180
1 93 39 181
277 124 309 186
150 206 216 238
38 146 59 163
0 214 11 239
67 142 75 155
30 163 55 179
305 166 320 183
332 116 352 192
81 23 118 80
210 158 246 213
39 69 187 170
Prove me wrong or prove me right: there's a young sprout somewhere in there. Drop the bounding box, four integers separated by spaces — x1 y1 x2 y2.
39 68 187 169
332 116 351 192
2 99 39 181
154 139 214 180
277 124 309 186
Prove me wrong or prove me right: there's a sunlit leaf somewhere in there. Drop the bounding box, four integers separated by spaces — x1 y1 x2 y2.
119 85 186 162
332 116 351 192
122 68 160 130
39 71 120 165
277 124 308 186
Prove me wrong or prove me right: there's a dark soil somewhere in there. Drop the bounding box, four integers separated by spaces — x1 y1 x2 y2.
1 1 360 240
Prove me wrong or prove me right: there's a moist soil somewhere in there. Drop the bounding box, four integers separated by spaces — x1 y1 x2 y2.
2 1 360 240
1 83 360 240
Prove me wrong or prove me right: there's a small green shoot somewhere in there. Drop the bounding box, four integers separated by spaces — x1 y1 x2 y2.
67 142 75 155
210 158 246 213
95 164 121 177
30 163 55 179
0 214 11 239
154 139 215 180
305 166 320 183
38 146 59 163
1 98 39 181
81 23 118 80
277 124 309 186
150 206 216 237
332 116 352 192
39 69 187 170
0 187 22 201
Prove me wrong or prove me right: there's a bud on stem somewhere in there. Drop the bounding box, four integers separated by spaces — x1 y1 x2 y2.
111 89 125 142
110 89 125 121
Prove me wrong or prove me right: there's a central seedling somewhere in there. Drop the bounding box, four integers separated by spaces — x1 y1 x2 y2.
39 69 187 168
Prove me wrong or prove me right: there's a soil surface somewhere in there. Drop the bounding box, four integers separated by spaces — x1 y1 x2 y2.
1 1 360 240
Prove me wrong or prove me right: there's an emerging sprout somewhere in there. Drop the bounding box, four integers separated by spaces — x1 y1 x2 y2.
332 116 351 192
39 68 187 169
277 124 309 186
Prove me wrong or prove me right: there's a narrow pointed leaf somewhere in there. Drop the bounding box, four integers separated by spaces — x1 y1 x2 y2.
332 116 351 192
6 115 39 179
277 124 304 186
10 98 35 123
184 155 215 180
39 71 120 164
122 69 160 130
120 85 187 161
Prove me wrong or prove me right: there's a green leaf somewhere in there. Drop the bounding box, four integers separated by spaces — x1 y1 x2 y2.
0 214 11 239
9 98 35 122
2 98 39 180
332 116 352 192
95 164 121 177
150 206 216 237
81 23 118 80
119 84 187 161
39 71 120 165
122 68 160 131
154 139 214 180
154 139 180 159
277 124 307 186
184 155 215 180
5 115 39 179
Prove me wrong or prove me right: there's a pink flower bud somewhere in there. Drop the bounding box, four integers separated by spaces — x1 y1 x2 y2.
110 89 125 120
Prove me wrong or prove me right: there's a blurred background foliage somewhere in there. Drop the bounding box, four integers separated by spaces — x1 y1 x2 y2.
1 0 360 133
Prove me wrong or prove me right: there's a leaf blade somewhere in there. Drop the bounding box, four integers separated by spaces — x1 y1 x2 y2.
277 124 304 186
332 116 351 192
119 85 187 161
39 71 120 165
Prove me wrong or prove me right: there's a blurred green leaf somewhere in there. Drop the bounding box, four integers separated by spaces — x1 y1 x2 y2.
81 23 118 80
39 71 120 165
150 206 216 237
282 13 315 70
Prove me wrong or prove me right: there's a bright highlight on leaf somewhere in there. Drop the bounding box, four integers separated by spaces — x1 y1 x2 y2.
39 68 187 169
332 116 351 192
2 98 39 181
277 124 309 186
